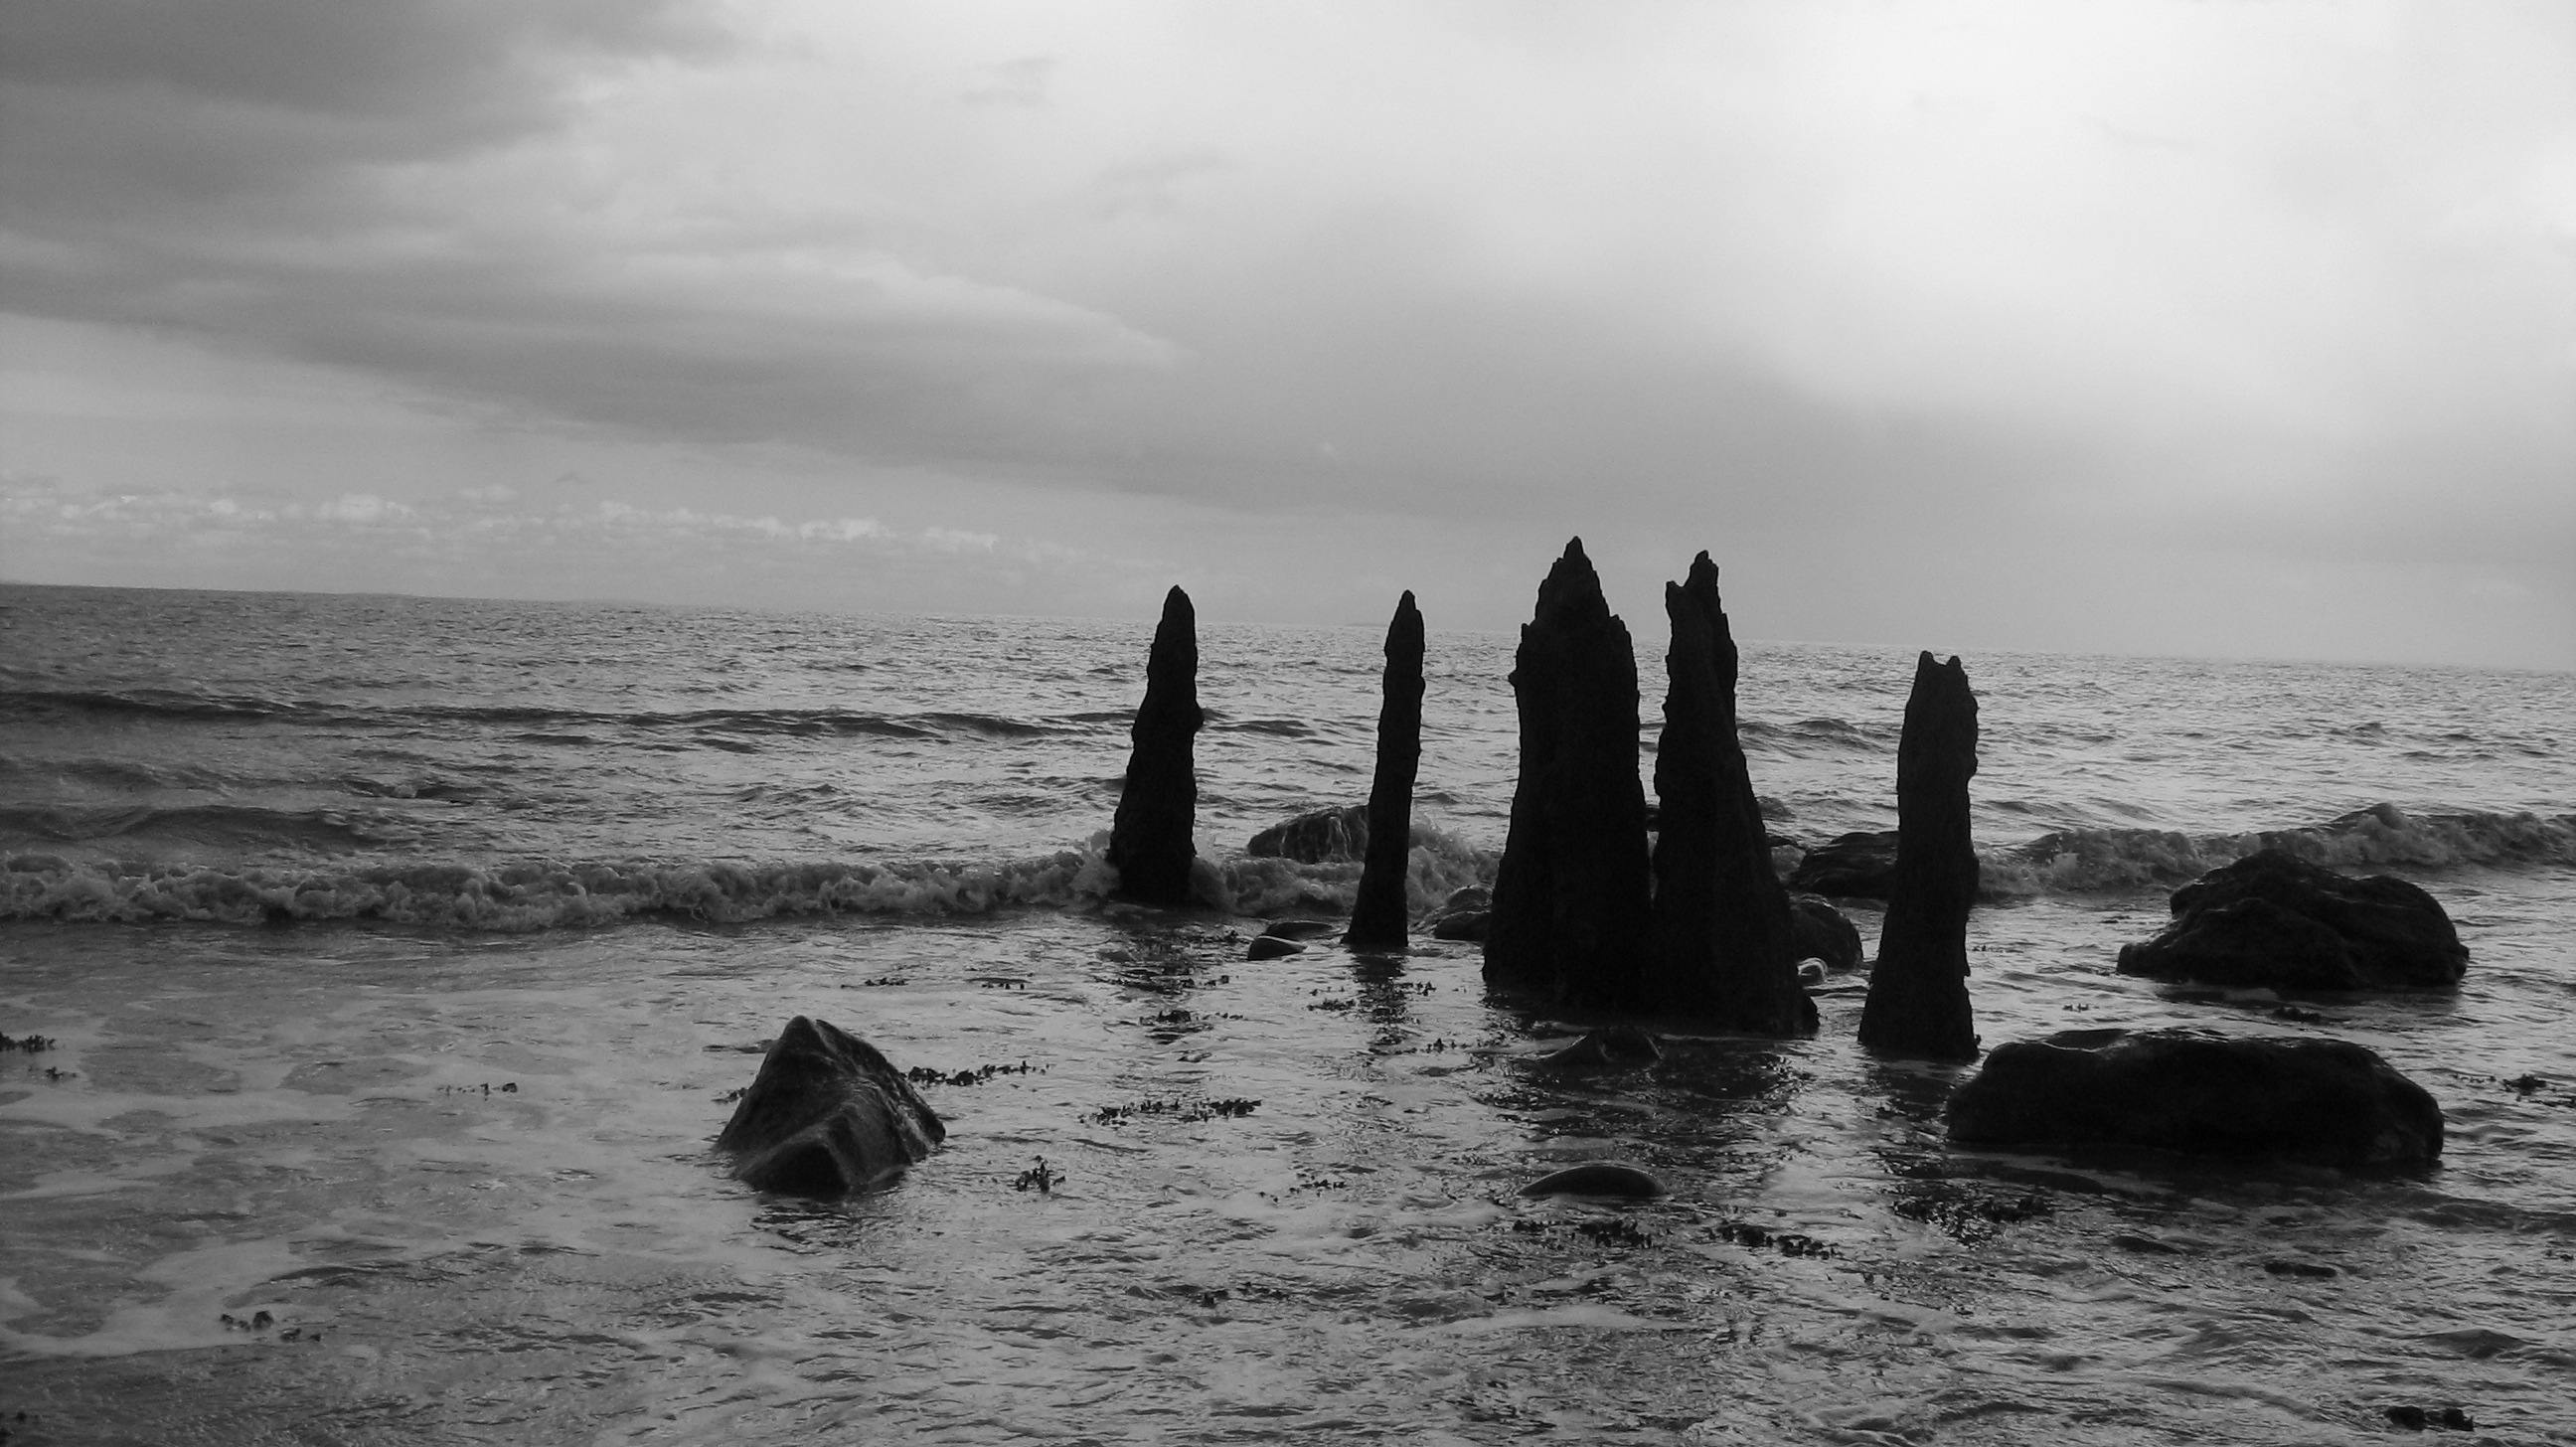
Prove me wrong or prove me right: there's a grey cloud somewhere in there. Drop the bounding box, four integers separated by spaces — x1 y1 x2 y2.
964 55 1055 108
0 1 1185 472
0 0 716 131
0 0 721 233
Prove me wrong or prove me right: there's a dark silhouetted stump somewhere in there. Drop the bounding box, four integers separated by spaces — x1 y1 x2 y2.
1948 1028 2443 1170
2117 849 2468 990
1483 540 1653 1008
1108 586 1203 904
1857 652 1981 1060
1645 552 1813 1035
1348 591 1425 950
716 1016 945 1196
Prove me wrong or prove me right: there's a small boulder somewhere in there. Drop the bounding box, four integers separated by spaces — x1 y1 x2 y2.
1430 910 1490 942
1947 1028 2443 1170
1422 885 1492 942
1246 935 1307 961
2117 850 2468 991
716 1017 945 1196
1784 830 1899 898
1247 804 1369 863
1786 893 1862 972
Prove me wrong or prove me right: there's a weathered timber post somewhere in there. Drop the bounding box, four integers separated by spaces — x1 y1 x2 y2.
1483 539 1653 1008
1107 585 1203 904
1646 552 1814 1035
1856 651 1981 1060
1347 591 1425 950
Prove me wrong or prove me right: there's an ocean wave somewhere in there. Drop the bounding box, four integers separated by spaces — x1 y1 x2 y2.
1216 826 1496 918
0 850 1122 930
1982 805 2576 896
0 688 305 723
0 826 1505 933
0 803 403 853
0 688 1085 745
3 806 2557 930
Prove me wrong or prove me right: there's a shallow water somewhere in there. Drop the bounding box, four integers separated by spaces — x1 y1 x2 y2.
4 584 2574 1442
6 880 2572 1444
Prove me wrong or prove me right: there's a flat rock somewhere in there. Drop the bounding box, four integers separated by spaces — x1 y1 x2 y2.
716 1016 945 1196
1947 1027 2443 1170
2117 850 2469 991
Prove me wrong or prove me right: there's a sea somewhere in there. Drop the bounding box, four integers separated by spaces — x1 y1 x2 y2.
2 580 2571 1445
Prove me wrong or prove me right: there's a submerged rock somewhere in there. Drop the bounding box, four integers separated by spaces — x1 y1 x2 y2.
1108 586 1205 905
1484 539 1654 1008
1245 935 1306 961
1259 918 1342 941
1644 552 1812 1036
1348 591 1426 950
1856 653 1982 1062
1430 911 1490 942
1787 893 1863 973
2116 849 2469 991
716 1016 946 1197
1532 1025 1663 1069
1784 830 1900 898
1947 1028 2444 1170
1520 1162 1667 1199
1421 885 1490 937
1247 804 1369 863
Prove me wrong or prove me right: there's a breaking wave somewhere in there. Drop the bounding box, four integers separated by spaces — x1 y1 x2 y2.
1981 804 2576 895
3 803 2560 930
0 827 1501 932
1 850 1122 931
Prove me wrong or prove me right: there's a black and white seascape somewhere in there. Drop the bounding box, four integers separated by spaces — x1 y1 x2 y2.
4 582 2573 1442
4 3 2574 1444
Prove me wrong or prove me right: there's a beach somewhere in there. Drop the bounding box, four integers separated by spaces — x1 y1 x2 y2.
4 582 2573 1443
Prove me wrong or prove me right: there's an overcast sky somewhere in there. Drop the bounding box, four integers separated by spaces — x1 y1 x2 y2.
3 0 2569 667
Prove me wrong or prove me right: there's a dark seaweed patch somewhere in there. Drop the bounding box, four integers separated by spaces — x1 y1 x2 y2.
906 1061 1039 1087
1088 1096 1260 1125
1707 1220 1838 1258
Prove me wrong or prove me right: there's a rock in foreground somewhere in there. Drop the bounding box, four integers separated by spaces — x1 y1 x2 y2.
1947 1028 2443 1170
2117 849 2469 991
716 1016 946 1196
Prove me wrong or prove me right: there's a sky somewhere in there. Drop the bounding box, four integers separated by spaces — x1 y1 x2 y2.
2 0 2570 669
